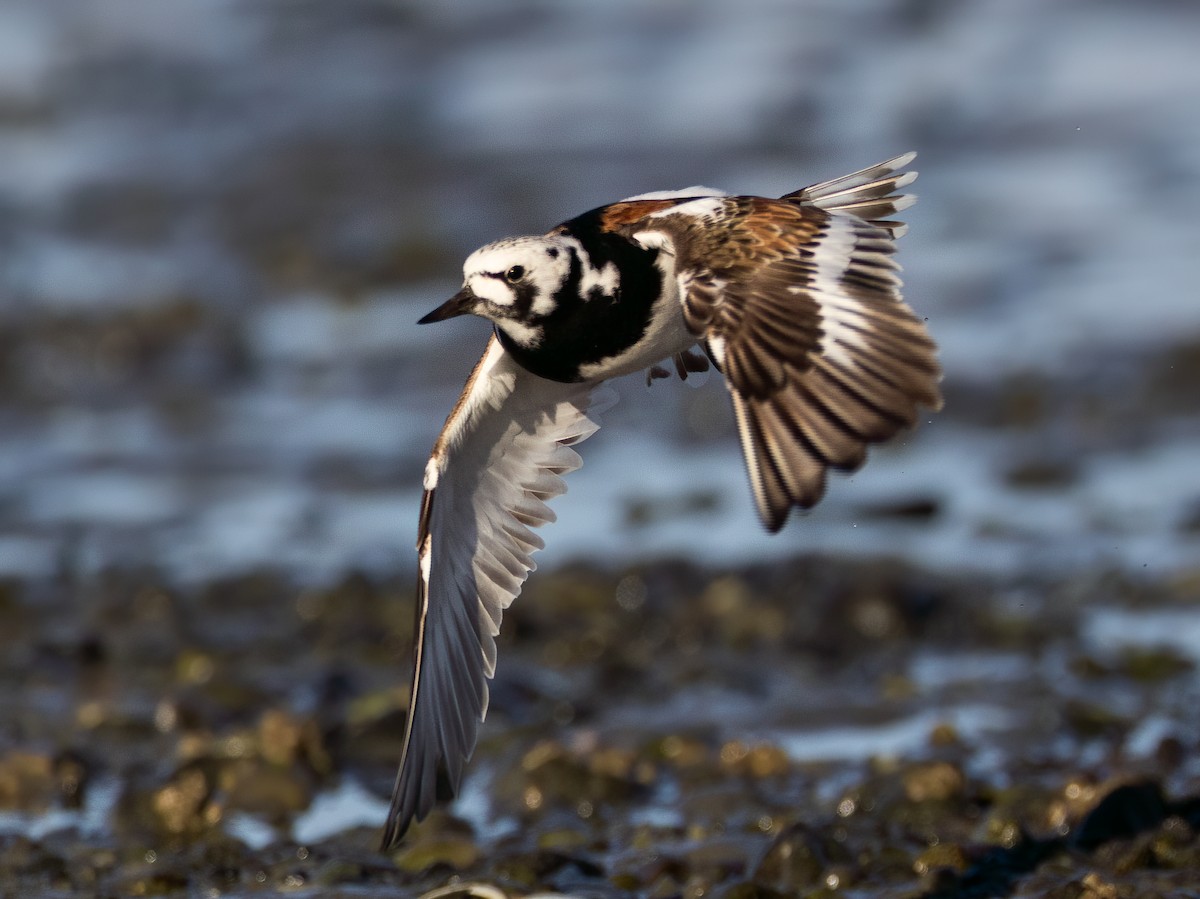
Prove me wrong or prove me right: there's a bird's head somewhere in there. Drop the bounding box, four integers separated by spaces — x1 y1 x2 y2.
419 236 574 348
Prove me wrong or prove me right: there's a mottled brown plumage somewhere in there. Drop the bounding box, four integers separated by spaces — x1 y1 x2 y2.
595 158 942 529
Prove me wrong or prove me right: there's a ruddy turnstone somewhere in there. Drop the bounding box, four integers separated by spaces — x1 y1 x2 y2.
382 153 942 847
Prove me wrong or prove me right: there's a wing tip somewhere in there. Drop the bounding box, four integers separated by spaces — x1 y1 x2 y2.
380 766 421 851
379 814 410 852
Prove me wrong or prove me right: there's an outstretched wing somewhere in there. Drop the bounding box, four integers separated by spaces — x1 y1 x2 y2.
618 153 942 531
382 334 615 848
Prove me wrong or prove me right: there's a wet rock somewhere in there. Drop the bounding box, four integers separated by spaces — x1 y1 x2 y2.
1074 781 1167 851
150 764 221 837
838 760 975 846
311 855 385 887
675 782 776 836
114 761 222 842
903 760 966 803
219 758 314 821
297 572 410 665
684 836 755 885
980 781 1069 845
701 576 788 647
1154 735 1186 771
54 750 90 810
0 836 70 890
110 863 192 897
714 882 789 899
258 708 306 766
178 674 278 727
520 564 618 624
752 822 852 893
493 737 651 825
8 525 1200 895
0 750 57 811
718 741 790 779
257 708 332 774
928 721 962 747
1076 872 1120 899
648 733 711 771
913 840 969 875
626 851 689 897
1116 646 1194 682
394 833 483 874
1062 699 1130 740
1148 815 1200 870
535 826 590 851
848 591 906 641
493 847 604 889
1033 870 1126 899
1072 647 1194 683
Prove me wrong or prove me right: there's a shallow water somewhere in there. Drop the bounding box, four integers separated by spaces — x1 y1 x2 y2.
1 1 1199 896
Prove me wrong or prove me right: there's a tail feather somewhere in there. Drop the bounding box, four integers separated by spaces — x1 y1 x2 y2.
784 152 918 236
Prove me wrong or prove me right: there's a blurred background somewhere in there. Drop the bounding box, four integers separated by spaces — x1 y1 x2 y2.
1 0 1198 587
1 1 1200 890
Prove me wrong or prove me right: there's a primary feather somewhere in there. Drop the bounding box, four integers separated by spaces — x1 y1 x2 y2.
382 336 615 847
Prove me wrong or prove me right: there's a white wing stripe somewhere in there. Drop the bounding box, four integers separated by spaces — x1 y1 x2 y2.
810 217 875 368
383 334 616 846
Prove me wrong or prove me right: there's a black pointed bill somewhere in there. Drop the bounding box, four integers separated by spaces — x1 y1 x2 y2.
419 287 476 324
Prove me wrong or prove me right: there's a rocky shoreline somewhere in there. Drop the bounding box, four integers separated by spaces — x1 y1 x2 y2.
1 554 1196 897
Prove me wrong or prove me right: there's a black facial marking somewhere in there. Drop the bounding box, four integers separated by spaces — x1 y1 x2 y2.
497 217 663 383
482 271 536 320
546 247 559 259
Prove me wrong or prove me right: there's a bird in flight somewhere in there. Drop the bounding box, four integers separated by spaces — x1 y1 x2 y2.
382 153 942 847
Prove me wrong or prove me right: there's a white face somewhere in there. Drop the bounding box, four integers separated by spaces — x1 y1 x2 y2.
462 237 573 324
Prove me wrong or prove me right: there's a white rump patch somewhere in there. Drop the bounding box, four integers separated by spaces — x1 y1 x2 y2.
621 186 727 202
647 196 726 221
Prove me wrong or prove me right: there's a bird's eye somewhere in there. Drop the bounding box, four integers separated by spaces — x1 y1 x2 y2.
504 265 525 283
